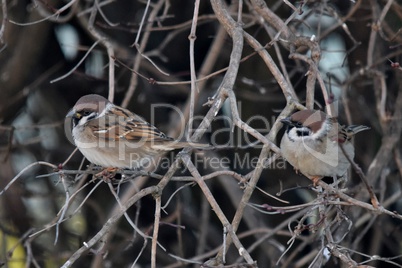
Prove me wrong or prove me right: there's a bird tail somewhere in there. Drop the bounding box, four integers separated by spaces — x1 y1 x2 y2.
341 125 370 141
346 125 371 135
152 141 211 151
174 141 212 150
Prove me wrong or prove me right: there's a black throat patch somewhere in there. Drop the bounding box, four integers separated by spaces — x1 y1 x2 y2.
296 129 310 137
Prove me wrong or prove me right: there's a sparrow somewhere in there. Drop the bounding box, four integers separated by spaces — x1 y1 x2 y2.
280 109 369 185
66 94 207 169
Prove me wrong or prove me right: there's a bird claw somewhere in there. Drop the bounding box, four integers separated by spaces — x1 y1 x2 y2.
95 167 119 182
310 176 322 187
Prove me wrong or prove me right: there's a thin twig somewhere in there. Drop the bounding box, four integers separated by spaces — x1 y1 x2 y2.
50 40 101 83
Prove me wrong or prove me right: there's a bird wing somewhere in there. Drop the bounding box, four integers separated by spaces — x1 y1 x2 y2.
122 116 174 142
88 106 174 143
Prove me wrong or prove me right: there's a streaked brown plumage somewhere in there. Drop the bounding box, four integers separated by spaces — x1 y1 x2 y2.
66 94 207 169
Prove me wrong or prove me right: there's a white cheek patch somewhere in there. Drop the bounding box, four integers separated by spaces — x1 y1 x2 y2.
78 112 98 126
288 127 311 141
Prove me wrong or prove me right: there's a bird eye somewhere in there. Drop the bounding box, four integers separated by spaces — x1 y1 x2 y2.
82 111 92 116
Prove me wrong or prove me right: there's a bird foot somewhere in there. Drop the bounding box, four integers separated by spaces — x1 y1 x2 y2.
310 176 322 187
95 167 119 182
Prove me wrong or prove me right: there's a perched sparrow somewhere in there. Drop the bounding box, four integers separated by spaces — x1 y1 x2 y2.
66 94 207 169
280 109 369 184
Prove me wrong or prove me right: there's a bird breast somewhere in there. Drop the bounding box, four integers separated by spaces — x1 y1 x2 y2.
280 132 355 178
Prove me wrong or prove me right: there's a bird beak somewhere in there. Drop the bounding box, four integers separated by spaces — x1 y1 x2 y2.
280 117 293 126
66 109 81 119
